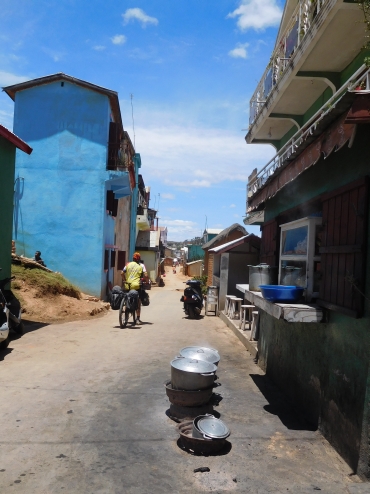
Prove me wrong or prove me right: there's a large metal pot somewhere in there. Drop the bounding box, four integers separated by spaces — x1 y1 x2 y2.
179 346 220 366
248 263 278 291
170 357 217 391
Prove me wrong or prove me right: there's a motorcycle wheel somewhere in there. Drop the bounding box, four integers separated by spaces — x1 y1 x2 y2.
188 305 195 319
194 306 202 316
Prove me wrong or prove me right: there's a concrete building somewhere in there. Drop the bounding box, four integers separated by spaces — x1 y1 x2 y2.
244 0 370 478
4 73 134 298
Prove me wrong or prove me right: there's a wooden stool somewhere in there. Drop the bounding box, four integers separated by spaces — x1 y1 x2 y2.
250 311 259 340
224 295 236 316
229 297 243 320
239 305 255 330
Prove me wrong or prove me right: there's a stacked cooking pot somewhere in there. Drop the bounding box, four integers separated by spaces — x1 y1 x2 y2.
165 346 230 453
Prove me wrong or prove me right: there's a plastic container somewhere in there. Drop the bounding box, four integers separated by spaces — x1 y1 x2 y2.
259 285 304 303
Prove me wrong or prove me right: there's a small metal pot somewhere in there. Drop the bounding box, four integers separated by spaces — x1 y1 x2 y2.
248 264 278 291
192 415 230 439
281 266 301 286
179 346 220 366
170 358 217 391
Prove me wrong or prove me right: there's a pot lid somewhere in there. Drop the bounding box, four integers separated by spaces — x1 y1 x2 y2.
249 264 274 269
171 357 217 374
197 416 230 439
179 347 220 364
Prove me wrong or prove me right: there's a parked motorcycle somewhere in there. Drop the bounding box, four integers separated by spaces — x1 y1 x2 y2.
180 279 203 319
0 272 24 349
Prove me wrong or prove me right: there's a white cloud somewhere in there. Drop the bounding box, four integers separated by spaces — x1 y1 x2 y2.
133 122 274 189
162 219 200 239
230 204 236 208
42 47 64 62
227 0 282 31
122 8 158 27
0 71 29 87
162 193 175 200
93 45 106 51
229 42 249 59
111 35 126 45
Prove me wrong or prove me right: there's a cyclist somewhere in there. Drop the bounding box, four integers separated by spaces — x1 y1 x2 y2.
121 252 148 322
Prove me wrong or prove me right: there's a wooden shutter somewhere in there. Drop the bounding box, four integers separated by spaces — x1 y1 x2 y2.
107 122 120 170
317 177 369 318
104 250 109 271
117 251 126 270
260 218 279 266
106 190 114 214
110 251 116 268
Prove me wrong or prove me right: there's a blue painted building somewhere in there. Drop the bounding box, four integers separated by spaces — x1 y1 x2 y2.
4 73 134 298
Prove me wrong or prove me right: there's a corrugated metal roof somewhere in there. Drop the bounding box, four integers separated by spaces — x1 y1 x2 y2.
202 223 248 250
0 124 32 154
208 234 261 254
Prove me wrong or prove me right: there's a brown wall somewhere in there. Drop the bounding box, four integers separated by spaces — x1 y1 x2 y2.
113 195 131 287
204 230 246 285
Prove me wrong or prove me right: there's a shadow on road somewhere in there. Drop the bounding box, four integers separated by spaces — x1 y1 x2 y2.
250 374 317 431
23 320 50 334
0 347 13 361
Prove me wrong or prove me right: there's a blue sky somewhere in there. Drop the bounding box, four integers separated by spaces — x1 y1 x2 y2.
0 0 283 240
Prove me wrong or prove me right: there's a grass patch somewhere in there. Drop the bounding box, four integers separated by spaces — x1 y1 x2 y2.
11 264 81 299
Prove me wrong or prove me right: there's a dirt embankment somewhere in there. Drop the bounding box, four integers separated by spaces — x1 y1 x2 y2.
11 265 110 325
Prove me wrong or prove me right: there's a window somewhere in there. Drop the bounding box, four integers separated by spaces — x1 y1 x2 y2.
106 190 118 217
117 251 126 270
279 216 322 302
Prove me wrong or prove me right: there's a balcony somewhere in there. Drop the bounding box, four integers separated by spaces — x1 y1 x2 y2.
246 65 369 211
247 0 364 143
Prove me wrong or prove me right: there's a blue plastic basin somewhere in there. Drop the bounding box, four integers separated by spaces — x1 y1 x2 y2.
259 285 304 303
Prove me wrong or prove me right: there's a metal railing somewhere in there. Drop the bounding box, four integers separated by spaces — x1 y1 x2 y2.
247 65 369 198
249 0 330 126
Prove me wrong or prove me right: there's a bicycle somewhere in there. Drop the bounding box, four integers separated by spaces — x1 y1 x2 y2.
119 283 139 328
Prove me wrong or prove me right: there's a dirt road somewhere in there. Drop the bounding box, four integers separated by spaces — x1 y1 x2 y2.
0 269 364 493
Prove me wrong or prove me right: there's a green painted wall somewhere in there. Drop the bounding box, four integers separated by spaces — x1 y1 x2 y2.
0 136 16 280
340 49 370 86
260 125 370 475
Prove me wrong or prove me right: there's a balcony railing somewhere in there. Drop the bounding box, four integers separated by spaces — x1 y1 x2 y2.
247 65 369 199
249 0 330 126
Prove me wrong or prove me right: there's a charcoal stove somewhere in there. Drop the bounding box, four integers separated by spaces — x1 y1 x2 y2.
164 380 213 407
177 420 227 455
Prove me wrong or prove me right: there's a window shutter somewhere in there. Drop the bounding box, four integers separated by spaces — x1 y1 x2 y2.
317 177 369 318
104 250 109 271
260 218 279 266
111 251 116 268
112 197 118 218
107 122 120 170
106 190 114 214
117 251 126 270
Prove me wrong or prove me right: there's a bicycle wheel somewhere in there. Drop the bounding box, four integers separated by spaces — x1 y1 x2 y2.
119 297 129 328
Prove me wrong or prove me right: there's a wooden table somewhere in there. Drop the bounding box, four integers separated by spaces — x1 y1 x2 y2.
236 284 323 323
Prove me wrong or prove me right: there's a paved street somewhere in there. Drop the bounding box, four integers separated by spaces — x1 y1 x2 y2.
0 272 365 493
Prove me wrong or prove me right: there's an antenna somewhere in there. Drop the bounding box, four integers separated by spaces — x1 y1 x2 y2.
204 215 208 232
157 193 160 213
130 94 136 149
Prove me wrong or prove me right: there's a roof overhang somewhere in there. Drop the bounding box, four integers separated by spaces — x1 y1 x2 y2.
0 124 32 154
106 173 131 199
209 234 261 255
